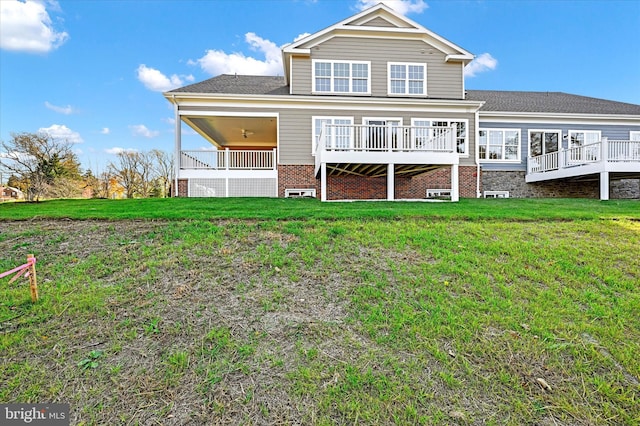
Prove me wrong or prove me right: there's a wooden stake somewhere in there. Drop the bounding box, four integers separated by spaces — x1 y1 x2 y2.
27 254 38 302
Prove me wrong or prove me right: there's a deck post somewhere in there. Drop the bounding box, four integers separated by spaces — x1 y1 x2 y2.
451 164 459 202
321 163 327 202
387 163 395 200
601 137 608 162
600 171 610 201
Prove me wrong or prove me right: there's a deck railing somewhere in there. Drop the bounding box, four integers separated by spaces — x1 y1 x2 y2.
528 139 640 174
180 148 276 170
317 124 456 153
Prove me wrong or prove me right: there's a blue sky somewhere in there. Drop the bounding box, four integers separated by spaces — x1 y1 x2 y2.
1 0 639 175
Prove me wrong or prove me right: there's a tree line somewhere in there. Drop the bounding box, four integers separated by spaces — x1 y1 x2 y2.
1 132 174 201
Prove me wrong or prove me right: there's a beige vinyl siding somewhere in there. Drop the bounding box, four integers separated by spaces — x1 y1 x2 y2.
290 37 463 99
291 56 311 95
280 108 476 166
179 105 475 166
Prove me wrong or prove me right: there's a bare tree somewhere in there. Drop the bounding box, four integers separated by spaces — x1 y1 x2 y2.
108 151 143 199
151 149 174 198
0 132 82 201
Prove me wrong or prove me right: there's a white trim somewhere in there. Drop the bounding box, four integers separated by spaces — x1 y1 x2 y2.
480 111 640 125
387 62 427 96
312 60 371 95
630 131 640 141
478 128 522 162
285 188 316 198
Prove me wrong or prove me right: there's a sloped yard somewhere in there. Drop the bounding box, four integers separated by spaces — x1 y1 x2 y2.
1 201 639 424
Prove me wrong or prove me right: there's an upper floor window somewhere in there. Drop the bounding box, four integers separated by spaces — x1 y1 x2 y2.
313 60 370 94
388 63 426 96
568 130 600 148
631 131 640 141
411 119 468 155
479 128 520 161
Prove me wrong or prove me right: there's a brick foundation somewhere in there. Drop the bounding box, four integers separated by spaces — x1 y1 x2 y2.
278 164 478 200
177 179 188 197
278 165 319 198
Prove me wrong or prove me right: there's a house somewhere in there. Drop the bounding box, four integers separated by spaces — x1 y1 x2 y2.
0 186 25 201
164 3 640 201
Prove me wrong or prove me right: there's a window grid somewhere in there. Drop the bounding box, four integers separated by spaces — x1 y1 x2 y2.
388 63 426 95
313 61 370 94
479 129 521 161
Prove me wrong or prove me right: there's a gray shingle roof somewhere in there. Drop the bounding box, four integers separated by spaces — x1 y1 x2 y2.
466 90 640 115
168 75 640 116
167 74 288 95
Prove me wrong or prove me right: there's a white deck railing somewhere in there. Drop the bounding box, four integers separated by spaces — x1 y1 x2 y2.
180 148 276 170
317 124 456 153
528 139 640 174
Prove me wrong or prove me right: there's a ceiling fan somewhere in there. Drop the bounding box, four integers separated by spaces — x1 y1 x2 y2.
241 129 254 139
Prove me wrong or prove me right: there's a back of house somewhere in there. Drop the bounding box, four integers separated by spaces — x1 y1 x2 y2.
165 3 640 201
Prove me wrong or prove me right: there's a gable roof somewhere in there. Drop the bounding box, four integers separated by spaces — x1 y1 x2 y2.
467 90 640 116
281 3 473 84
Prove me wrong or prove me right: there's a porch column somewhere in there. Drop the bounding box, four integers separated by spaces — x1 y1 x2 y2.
173 100 181 197
600 171 610 201
321 163 327 202
387 163 395 200
451 164 459 202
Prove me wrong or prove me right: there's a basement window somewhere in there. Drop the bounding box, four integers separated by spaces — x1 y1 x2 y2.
484 191 510 198
426 189 452 199
285 188 316 198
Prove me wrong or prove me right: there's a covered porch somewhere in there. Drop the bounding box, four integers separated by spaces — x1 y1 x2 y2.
173 107 279 197
526 139 640 200
315 123 461 201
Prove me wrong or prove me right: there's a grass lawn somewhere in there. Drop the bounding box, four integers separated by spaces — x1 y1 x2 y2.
1 198 639 425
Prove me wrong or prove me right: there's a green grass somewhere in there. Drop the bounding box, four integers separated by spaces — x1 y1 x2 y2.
0 196 639 221
1 198 639 424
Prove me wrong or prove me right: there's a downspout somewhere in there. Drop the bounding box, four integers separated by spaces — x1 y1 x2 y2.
173 95 180 197
475 103 483 198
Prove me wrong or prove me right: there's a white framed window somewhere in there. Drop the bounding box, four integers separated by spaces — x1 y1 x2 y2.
630 131 640 141
312 60 370 94
568 130 601 148
312 116 354 152
478 128 521 161
484 190 510 198
529 129 560 157
411 119 468 155
388 63 427 95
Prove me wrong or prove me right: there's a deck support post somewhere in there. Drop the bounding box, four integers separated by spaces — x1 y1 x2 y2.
600 171 610 201
451 164 459 202
387 163 395 201
321 162 327 202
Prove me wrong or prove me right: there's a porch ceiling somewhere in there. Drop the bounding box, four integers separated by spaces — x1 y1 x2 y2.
183 116 277 148
326 163 442 177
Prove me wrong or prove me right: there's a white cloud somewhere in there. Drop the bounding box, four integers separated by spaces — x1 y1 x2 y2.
190 32 283 76
136 64 194 92
38 124 83 143
105 147 138 155
0 0 69 53
293 32 311 42
45 101 75 115
100 127 110 135
355 0 428 15
129 124 160 138
464 53 498 77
